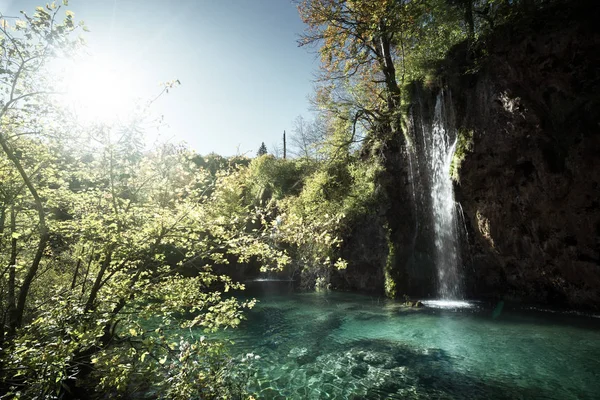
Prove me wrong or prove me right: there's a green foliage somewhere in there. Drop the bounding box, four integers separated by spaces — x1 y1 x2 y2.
0 132 288 397
273 156 379 287
0 6 287 398
384 234 398 299
450 128 474 182
191 152 249 177
289 159 377 219
397 0 465 85
245 155 311 206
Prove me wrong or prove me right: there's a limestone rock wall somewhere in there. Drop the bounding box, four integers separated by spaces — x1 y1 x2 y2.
448 0 600 308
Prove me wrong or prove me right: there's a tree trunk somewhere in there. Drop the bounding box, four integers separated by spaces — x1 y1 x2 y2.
378 25 403 135
283 130 287 159
0 207 6 251
461 0 474 40
7 207 17 336
84 250 112 313
0 131 49 334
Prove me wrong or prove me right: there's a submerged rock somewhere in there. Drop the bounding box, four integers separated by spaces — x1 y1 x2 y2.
287 347 308 359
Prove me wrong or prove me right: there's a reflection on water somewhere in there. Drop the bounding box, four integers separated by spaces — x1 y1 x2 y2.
209 287 600 399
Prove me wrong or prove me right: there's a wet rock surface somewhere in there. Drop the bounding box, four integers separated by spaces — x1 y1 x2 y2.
444 0 600 308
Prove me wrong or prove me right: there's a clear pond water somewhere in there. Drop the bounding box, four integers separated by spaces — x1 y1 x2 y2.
211 283 600 399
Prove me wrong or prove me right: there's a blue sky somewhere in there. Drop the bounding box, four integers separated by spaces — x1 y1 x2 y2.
1 0 320 156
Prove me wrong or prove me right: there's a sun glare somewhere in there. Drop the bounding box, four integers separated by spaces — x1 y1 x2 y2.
62 57 138 124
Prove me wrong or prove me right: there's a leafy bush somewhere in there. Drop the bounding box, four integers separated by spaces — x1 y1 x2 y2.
244 155 313 206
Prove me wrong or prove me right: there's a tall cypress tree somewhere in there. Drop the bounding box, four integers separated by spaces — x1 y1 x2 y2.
257 142 268 156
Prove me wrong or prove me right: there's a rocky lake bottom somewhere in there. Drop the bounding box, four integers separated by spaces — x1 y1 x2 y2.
199 283 600 399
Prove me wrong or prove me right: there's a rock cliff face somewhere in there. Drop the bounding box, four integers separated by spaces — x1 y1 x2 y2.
332 0 599 309
446 1 600 308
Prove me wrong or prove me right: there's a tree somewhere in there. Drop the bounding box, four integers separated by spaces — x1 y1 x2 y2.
270 141 282 158
448 0 475 40
296 0 467 297
0 2 81 340
0 5 290 398
297 0 416 296
298 0 467 140
298 0 406 139
257 141 268 156
289 115 326 160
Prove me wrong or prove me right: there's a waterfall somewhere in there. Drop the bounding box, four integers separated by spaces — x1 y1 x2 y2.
425 91 463 299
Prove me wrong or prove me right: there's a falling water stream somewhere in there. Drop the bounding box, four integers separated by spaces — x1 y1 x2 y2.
425 91 463 299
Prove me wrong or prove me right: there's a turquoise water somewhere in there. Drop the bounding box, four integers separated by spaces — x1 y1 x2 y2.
216 284 600 399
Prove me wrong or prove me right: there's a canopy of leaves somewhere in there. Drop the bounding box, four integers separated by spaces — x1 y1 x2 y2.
0 5 289 398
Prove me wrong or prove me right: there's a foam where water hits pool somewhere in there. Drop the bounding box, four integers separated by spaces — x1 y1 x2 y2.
421 299 478 309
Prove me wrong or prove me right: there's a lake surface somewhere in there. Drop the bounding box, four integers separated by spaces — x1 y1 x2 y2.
215 283 600 399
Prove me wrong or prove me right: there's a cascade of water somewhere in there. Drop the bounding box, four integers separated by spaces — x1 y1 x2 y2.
406 110 421 251
425 91 463 299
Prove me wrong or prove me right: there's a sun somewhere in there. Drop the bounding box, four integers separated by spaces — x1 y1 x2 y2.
62 56 138 125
